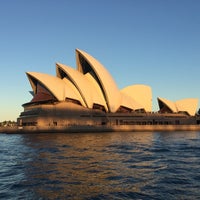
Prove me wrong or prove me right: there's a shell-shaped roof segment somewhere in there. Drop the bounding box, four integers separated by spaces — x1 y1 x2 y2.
61 77 87 107
120 92 144 111
56 63 93 108
26 72 83 103
56 63 108 111
84 73 108 111
121 85 152 112
158 97 198 116
157 97 177 113
76 49 121 112
176 98 198 116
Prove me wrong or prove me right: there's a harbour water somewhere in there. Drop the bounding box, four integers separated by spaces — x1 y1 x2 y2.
0 131 200 199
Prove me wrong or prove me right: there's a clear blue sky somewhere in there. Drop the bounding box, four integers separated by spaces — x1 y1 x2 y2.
0 0 200 121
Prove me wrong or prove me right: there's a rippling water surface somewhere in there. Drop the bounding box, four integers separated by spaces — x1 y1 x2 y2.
0 131 200 199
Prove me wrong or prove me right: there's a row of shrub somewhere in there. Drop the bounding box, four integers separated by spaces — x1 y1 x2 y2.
0 121 17 127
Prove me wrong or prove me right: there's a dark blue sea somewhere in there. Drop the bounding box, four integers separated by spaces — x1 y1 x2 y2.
0 131 200 200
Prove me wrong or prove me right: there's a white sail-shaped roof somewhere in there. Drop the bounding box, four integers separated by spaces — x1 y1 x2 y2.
61 77 87 107
76 49 121 112
120 92 144 111
56 63 108 111
157 97 177 113
176 98 198 116
56 63 93 108
84 73 108 111
158 97 198 116
26 72 83 103
25 49 199 116
121 84 152 112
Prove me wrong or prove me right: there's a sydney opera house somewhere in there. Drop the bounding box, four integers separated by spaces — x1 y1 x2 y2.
16 49 200 132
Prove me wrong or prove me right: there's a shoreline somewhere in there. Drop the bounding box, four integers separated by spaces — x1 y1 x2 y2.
1 124 200 134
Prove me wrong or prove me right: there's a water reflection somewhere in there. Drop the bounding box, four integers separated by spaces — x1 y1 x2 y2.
1 132 200 199
19 132 156 199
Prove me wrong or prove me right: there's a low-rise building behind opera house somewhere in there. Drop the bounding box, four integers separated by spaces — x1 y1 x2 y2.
16 49 200 132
